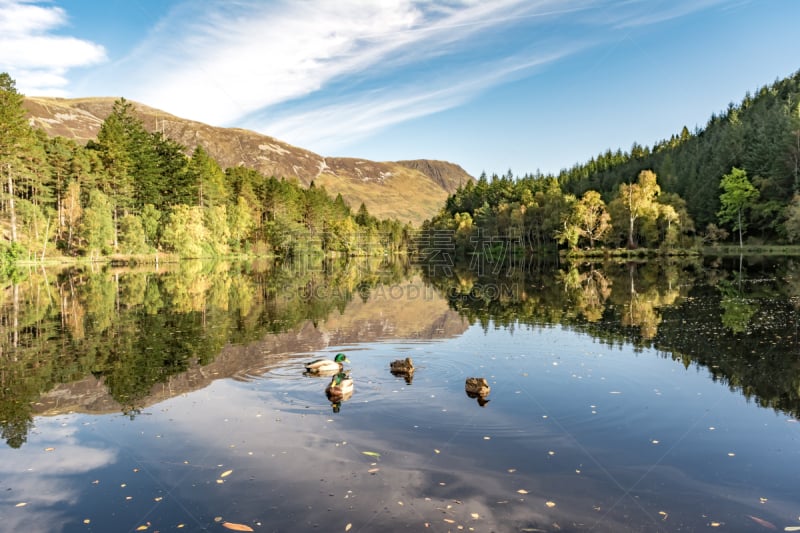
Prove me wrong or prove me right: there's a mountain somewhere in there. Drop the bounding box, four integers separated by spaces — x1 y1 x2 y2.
32 276 468 416
23 96 473 224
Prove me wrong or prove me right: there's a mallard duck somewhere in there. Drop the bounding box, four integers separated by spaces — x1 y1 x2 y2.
325 371 354 399
305 353 350 374
390 357 414 374
465 377 491 397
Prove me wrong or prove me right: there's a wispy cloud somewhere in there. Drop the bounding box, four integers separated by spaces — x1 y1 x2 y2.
609 0 732 29
252 47 580 153
113 0 583 125
4 0 735 154
0 0 106 95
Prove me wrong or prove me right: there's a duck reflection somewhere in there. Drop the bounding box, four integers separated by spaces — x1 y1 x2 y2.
389 357 415 384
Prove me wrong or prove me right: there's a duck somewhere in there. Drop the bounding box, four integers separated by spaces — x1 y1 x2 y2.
325 371 354 400
390 357 415 374
305 353 350 374
465 377 491 398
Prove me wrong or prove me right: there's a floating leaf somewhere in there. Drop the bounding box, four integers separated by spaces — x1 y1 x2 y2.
345 523 352 532
136 525 149 531
517 489 529 494
83 520 90 524
747 515 777 530
222 522 255 532
368 468 379 474
15 502 27 507
470 513 480 519
362 451 380 458
443 518 455 524
784 527 800 532
545 501 556 508
44 447 54 452
434 449 440 454
220 470 233 478
710 521 721 527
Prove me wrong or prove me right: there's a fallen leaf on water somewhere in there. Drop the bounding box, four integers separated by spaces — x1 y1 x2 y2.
443 518 455 524
545 501 556 508
470 513 480 519
747 515 777 530
136 525 148 531
760 497 768 503
44 447 54 452
368 468 379 474
216 479 225 484
15 502 27 507
710 522 721 527
83 520 90 524
784 527 800 532
221 470 233 478
659 511 668 520
517 489 529 494
362 451 380 458
222 522 255 532
154 497 163 502
434 449 440 454
345 523 352 532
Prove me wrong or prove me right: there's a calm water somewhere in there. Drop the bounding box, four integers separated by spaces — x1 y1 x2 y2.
1 257 799 532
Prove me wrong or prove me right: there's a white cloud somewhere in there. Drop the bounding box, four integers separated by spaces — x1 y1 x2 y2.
119 0 575 126
253 48 579 152
0 0 106 95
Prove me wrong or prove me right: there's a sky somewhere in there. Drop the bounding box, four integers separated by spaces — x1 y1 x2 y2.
0 0 798 179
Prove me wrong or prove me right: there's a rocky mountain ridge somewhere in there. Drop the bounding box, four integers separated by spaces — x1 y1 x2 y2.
23 96 474 223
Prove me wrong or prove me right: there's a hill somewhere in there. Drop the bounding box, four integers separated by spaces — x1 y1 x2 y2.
555 69 800 238
23 96 472 224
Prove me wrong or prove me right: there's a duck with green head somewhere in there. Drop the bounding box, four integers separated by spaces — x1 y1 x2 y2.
305 353 350 374
325 371 354 400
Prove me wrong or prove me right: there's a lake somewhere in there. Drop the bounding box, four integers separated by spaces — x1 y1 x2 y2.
0 256 799 532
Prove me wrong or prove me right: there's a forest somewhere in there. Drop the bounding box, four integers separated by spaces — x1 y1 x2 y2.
0 73 413 266
426 69 800 256
4 69 800 266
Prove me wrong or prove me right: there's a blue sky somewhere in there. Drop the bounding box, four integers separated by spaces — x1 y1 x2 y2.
1 0 798 178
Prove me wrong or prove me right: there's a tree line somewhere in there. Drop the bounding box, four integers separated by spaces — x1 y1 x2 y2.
0 73 413 264
426 69 800 255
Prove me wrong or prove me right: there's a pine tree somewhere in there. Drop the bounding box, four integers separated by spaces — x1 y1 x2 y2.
0 73 35 244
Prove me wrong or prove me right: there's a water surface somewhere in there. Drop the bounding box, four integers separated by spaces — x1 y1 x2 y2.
1 257 799 532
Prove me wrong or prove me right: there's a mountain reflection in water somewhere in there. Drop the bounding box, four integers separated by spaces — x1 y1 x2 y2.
0 256 799 532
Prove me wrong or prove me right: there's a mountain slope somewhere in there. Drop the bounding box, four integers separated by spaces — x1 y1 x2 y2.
23 96 473 224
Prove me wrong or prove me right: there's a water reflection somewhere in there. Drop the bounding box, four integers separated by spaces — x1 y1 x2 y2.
423 256 800 419
1 256 800 531
0 258 465 448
